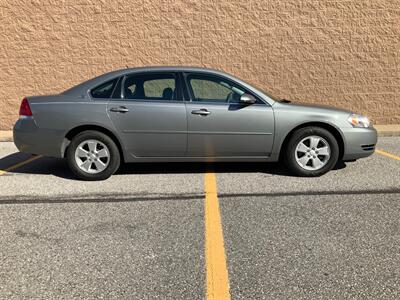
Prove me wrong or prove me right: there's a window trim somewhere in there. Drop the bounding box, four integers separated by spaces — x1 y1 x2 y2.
182 72 267 106
178 72 190 101
111 76 123 99
116 72 183 102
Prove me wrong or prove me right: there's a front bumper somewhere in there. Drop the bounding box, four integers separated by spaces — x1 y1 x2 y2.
13 117 64 158
341 126 378 161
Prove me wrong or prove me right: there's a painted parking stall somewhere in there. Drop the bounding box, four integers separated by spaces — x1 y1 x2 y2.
0 137 399 298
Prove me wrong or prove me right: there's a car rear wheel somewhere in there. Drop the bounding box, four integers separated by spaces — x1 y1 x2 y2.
66 131 120 180
285 127 339 177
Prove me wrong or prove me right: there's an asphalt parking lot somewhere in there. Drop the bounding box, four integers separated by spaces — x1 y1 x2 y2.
0 137 399 299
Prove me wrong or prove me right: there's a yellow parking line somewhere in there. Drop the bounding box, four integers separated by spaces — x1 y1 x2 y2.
375 149 400 161
204 171 230 300
0 155 42 176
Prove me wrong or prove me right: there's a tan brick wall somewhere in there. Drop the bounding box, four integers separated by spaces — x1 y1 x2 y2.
0 0 399 129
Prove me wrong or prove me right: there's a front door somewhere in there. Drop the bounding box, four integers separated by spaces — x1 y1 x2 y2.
107 72 187 157
184 73 274 157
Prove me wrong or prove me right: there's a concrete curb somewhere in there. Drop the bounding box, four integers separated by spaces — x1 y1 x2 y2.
374 125 400 137
1 126 399 142
0 131 13 142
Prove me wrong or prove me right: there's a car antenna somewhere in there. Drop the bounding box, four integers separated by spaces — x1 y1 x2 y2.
126 65 129 69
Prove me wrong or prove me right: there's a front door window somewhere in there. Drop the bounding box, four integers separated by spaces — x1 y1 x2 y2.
186 74 261 104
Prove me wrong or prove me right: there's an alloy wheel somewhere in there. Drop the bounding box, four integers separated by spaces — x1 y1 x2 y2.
74 139 110 174
295 135 331 171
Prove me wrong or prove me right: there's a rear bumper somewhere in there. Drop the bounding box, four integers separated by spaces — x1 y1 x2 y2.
341 127 378 161
13 117 64 158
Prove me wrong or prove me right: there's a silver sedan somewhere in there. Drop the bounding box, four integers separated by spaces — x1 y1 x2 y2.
14 67 377 180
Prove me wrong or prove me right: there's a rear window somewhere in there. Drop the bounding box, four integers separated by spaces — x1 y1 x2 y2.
90 78 118 99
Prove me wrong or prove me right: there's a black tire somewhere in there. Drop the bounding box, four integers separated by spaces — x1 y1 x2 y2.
66 130 120 181
284 127 339 177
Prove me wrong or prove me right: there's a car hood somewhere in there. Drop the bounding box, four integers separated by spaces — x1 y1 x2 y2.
273 101 353 115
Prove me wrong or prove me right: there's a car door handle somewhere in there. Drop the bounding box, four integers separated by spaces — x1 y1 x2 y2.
110 106 129 113
191 109 211 116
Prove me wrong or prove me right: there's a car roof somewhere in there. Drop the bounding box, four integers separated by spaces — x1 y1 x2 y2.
103 66 232 78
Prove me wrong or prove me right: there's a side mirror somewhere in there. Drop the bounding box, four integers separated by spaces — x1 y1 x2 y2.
239 93 256 104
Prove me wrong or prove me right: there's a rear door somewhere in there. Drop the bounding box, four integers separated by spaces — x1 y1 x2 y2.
184 72 274 157
107 72 187 157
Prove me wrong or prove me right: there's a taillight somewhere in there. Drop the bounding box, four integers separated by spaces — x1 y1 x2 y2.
19 98 32 117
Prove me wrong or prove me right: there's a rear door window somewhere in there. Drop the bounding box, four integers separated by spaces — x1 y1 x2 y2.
143 78 175 99
122 73 180 101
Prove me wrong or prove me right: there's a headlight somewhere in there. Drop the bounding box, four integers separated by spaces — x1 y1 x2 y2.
348 114 370 128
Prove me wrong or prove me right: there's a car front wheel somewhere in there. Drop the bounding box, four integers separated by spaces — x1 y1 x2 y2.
66 130 120 180
285 127 339 177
